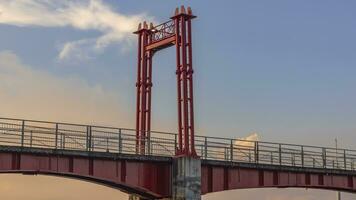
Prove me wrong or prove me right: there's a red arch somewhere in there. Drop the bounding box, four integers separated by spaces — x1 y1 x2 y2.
0 148 172 199
0 170 158 199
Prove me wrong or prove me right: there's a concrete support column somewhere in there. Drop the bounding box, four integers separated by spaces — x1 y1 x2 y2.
172 157 201 200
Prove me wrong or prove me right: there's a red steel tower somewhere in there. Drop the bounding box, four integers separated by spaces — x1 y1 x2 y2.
134 6 197 156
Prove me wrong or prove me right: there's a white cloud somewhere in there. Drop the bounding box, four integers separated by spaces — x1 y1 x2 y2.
0 0 153 61
0 50 132 126
58 38 95 61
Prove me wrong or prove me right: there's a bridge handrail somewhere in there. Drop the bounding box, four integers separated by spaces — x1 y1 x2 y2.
0 117 354 151
1 117 356 171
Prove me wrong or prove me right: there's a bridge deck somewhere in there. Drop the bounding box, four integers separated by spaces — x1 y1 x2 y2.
0 117 355 172
1 145 355 177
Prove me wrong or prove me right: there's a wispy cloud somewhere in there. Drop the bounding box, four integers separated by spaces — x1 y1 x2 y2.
0 50 132 126
0 0 152 61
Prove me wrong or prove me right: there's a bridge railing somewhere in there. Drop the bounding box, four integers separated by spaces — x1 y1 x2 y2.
0 117 178 156
0 117 355 171
196 136 356 171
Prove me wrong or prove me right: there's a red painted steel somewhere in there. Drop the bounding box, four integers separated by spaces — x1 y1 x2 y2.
201 165 356 195
174 14 183 153
0 152 171 199
134 22 153 154
135 26 142 153
1 151 356 198
134 6 197 156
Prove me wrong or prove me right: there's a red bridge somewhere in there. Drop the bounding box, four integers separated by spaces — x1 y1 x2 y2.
0 117 356 199
1 6 356 200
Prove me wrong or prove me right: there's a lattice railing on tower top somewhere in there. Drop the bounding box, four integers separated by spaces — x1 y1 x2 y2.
149 20 175 43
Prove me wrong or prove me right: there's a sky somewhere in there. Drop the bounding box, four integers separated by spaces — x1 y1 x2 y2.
0 0 356 199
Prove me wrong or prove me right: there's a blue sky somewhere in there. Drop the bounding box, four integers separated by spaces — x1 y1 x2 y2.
0 0 356 199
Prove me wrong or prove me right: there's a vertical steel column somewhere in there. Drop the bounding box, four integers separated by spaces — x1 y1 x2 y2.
146 47 153 155
186 7 196 155
180 8 190 155
173 6 197 156
174 10 183 154
135 24 143 154
134 22 151 155
140 28 148 154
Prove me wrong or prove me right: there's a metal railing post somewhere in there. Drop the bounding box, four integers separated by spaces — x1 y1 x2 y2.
322 148 326 168
254 141 259 163
224 147 228 160
200 145 203 157
301 146 304 167
249 149 251 162
279 144 282 165
147 132 151 155
313 158 316 168
86 126 89 151
174 134 178 154
204 137 208 159
344 149 347 170
230 139 234 161
30 130 33 147
87 126 92 151
55 123 58 149
21 120 25 147
106 137 109 152
118 129 122 153
60 133 62 149
63 134 66 149
91 138 94 150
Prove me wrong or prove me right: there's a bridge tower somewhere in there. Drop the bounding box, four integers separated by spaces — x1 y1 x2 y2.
134 6 201 200
134 6 197 157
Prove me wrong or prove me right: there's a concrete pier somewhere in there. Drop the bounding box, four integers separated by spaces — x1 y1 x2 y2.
129 156 201 200
172 157 201 200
